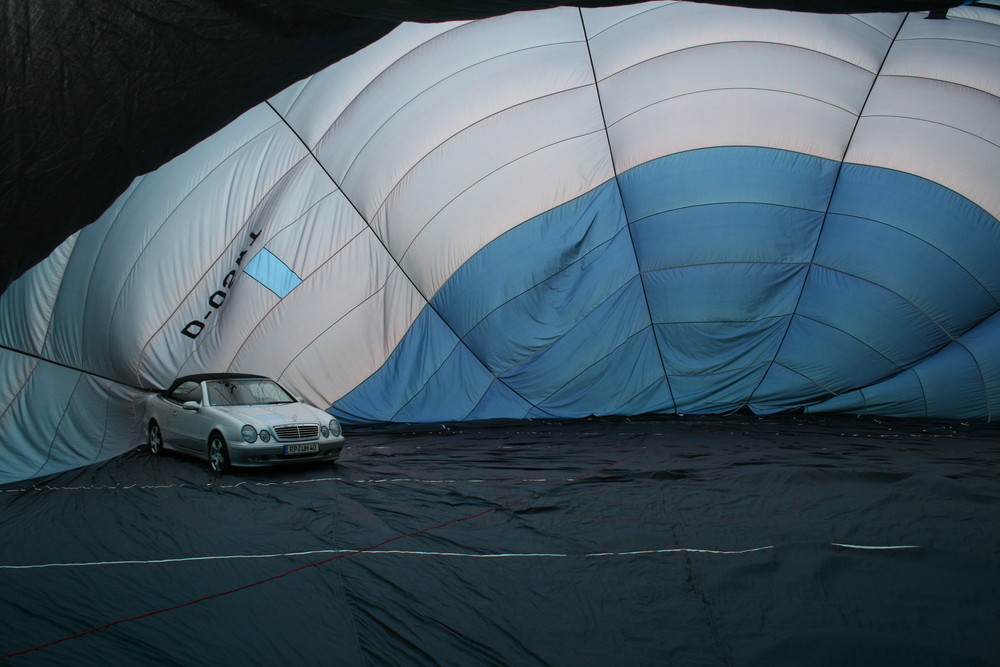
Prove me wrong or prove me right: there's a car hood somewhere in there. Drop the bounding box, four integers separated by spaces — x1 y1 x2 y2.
217 405 325 425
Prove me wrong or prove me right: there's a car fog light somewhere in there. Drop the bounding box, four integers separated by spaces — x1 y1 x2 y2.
259 430 271 443
241 425 258 443
321 425 330 438
329 419 341 438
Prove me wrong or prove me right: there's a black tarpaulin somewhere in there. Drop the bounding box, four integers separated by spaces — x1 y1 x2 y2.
2 415 998 664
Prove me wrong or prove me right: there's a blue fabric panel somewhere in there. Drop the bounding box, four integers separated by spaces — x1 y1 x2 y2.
618 147 839 221
803 371 929 419
815 214 997 338
670 365 769 414
431 181 626 338
499 277 651 404
331 308 462 423
391 343 497 423
643 262 807 324
654 317 789 375
797 266 951 368
960 312 1000 419
632 202 824 272
463 226 638 374
830 164 1000 301
243 248 302 298
767 314 901 397
464 378 535 421
533 326 672 417
915 343 988 420
748 361 836 414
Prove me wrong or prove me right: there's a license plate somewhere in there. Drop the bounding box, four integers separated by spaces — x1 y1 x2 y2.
283 443 319 455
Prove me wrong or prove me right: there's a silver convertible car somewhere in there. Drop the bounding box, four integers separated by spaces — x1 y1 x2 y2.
146 373 345 473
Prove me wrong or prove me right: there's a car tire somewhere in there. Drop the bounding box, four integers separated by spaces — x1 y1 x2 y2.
149 420 163 456
208 432 230 474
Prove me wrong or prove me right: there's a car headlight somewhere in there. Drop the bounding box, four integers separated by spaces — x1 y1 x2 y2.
259 429 271 443
329 418 341 438
241 424 258 443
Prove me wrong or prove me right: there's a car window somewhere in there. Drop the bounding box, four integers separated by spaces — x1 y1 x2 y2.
207 379 294 406
167 381 202 404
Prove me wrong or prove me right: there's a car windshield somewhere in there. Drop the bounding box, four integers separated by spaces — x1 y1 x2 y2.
206 379 295 407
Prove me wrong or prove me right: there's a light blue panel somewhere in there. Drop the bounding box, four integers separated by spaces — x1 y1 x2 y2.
797 266 951 368
464 378 535 421
534 327 673 417
643 262 807 324
815 214 997 338
669 365 768 414
767 314 901 397
463 225 638 374
655 317 789 375
391 343 497 423
831 164 1000 301
499 277 651 404
632 202 824 271
618 147 839 221
243 248 302 298
431 181 626 338
749 361 837 414
331 308 463 423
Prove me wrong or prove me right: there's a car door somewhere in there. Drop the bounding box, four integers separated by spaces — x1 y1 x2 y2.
161 381 203 452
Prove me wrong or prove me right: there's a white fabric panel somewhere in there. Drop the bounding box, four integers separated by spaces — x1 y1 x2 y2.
271 22 465 148
109 122 308 386
339 40 595 221
600 41 872 166
948 3 1000 25
371 84 607 266
0 231 77 355
846 116 1000 219
401 131 614 297
583 2 898 82
609 88 858 172
143 157 339 384
313 7 586 186
582 1 672 36
280 269 427 407
887 30 1000 100
0 348 39 430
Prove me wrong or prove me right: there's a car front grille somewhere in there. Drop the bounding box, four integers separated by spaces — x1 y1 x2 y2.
272 424 319 441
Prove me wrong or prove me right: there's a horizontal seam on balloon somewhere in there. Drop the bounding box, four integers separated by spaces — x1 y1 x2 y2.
135 149 318 380
628 200 829 228
581 2 676 41
604 86 860 133
763 359 841 397
858 114 1000 150
661 361 771 379
337 38 588 187
845 14 899 39
113 119 289 370
366 82 595 232
596 40 879 86
895 34 1000 49
651 313 790 327
792 312 906 371
306 20 476 151
877 73 1000 104
819 207 1000 310
0 344 151 392
391 127 609 272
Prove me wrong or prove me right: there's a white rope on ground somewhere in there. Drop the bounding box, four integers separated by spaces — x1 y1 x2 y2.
2 543 929 570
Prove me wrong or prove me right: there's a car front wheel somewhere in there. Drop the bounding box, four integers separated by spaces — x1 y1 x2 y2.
208 433 230 474
149 421 163 456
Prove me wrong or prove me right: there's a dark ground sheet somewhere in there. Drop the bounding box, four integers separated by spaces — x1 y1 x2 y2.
1 415 998 665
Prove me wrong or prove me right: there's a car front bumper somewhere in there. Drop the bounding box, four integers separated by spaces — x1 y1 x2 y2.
227 437 345 467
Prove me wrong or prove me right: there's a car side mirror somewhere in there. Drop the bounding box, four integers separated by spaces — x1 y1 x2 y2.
182 401 200 411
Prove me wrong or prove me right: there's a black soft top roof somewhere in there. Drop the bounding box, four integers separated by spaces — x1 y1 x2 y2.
161 373 268 395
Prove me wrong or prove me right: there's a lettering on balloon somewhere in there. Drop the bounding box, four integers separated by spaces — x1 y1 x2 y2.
180 229 261 339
